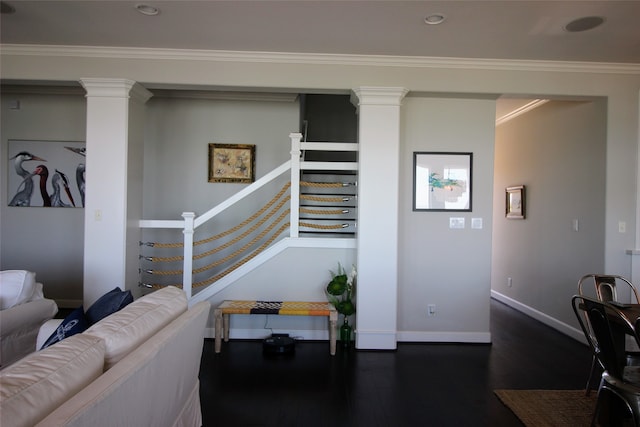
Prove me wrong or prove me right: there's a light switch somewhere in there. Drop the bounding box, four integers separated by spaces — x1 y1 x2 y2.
471 218 483 229
449 217 465 229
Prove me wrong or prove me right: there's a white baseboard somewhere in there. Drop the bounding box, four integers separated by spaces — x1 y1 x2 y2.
355 330 398 350
206 295 583 348
397 331 491 343
204 327 329 341
206 329 492 346
491 290 586 344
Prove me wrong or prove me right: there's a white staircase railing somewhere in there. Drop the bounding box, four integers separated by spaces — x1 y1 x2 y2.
138 133 358 300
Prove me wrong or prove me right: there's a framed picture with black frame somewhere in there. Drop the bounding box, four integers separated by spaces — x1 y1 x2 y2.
413 152 473 212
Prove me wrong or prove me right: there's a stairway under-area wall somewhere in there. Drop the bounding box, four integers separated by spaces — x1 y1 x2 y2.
138 133 358 303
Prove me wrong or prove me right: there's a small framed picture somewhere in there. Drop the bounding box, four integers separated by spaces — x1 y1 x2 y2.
506 185 525 219
208 143 255 183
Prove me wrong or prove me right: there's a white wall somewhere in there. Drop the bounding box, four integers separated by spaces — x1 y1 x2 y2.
0 91 86 304
492 100 607 335
398 96 496 342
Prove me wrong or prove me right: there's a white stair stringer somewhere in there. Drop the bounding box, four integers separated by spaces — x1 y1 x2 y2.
187 236 356 306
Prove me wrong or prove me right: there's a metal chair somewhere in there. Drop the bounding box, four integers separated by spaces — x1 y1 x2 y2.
578 274 640 395
572 295 640 426
578 274 640 305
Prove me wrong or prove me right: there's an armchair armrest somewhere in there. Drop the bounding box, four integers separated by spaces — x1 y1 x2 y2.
0 299 58 367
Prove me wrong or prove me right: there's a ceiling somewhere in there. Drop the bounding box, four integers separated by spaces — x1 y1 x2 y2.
1 0 639 64
1 1 636 123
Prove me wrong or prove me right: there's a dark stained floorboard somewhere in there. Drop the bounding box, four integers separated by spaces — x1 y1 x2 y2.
199 298 592 426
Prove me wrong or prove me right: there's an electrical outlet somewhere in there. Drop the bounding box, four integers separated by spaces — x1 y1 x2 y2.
428 304 436 316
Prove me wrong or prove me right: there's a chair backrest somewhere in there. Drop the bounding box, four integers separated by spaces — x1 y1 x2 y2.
572 294 600 358
595 275 617 301
577 274 640 303
573 295 635 379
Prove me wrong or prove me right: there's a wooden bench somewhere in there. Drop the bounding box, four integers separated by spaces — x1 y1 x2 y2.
214 300 338 355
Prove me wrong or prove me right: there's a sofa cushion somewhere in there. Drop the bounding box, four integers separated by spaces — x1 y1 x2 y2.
40 306 89 350
85 287 133 325
84 286 187 370
0 270 37 309
0 334 105 427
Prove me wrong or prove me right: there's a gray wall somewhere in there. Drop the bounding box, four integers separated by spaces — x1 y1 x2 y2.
398 96 496 341
1 91 86 303
142 95 300 219
492 100 607 330
1 91 301 304
0 86 625 342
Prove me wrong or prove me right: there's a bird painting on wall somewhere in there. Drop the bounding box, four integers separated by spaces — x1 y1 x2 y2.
8 151 47 206
51 169 75 207
24 164 77 208
8 142 85 208
30 165 76 207
65 146 85 207
32 164 51 207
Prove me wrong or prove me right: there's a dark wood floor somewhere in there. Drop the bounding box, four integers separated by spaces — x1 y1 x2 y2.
198 298 593 427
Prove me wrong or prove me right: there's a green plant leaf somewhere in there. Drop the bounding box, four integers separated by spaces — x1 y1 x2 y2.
326 275 347 295
336 300 355 315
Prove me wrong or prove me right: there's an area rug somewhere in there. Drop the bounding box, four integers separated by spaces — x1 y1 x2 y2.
495 389 597 427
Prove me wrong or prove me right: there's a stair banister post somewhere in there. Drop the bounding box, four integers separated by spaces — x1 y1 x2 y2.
290 133 302 238
182 212 195 299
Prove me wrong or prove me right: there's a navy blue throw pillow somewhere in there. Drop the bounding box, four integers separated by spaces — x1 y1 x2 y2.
85 287 133 325
40 306 89 349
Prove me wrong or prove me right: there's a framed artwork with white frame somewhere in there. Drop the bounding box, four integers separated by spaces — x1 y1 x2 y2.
7 139 85 208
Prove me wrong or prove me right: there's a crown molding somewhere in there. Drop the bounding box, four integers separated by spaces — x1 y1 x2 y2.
2 44 639 75
496 99 550 126
0 84 85 96
151 89 298 102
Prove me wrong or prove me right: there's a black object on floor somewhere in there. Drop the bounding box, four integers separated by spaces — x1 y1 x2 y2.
263 335 295 356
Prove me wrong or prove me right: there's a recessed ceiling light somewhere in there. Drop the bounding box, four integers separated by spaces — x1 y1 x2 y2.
564 16 605 32
424 14 446 25
136 4 160 16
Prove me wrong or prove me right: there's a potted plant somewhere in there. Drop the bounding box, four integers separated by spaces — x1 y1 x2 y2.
326 263 356 346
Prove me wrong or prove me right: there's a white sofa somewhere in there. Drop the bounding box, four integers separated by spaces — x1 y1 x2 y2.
0 286 210 427
0 270 58 368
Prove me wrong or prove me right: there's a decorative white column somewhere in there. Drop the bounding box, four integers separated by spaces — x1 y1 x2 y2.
351 87 408 350
80 78 152 306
